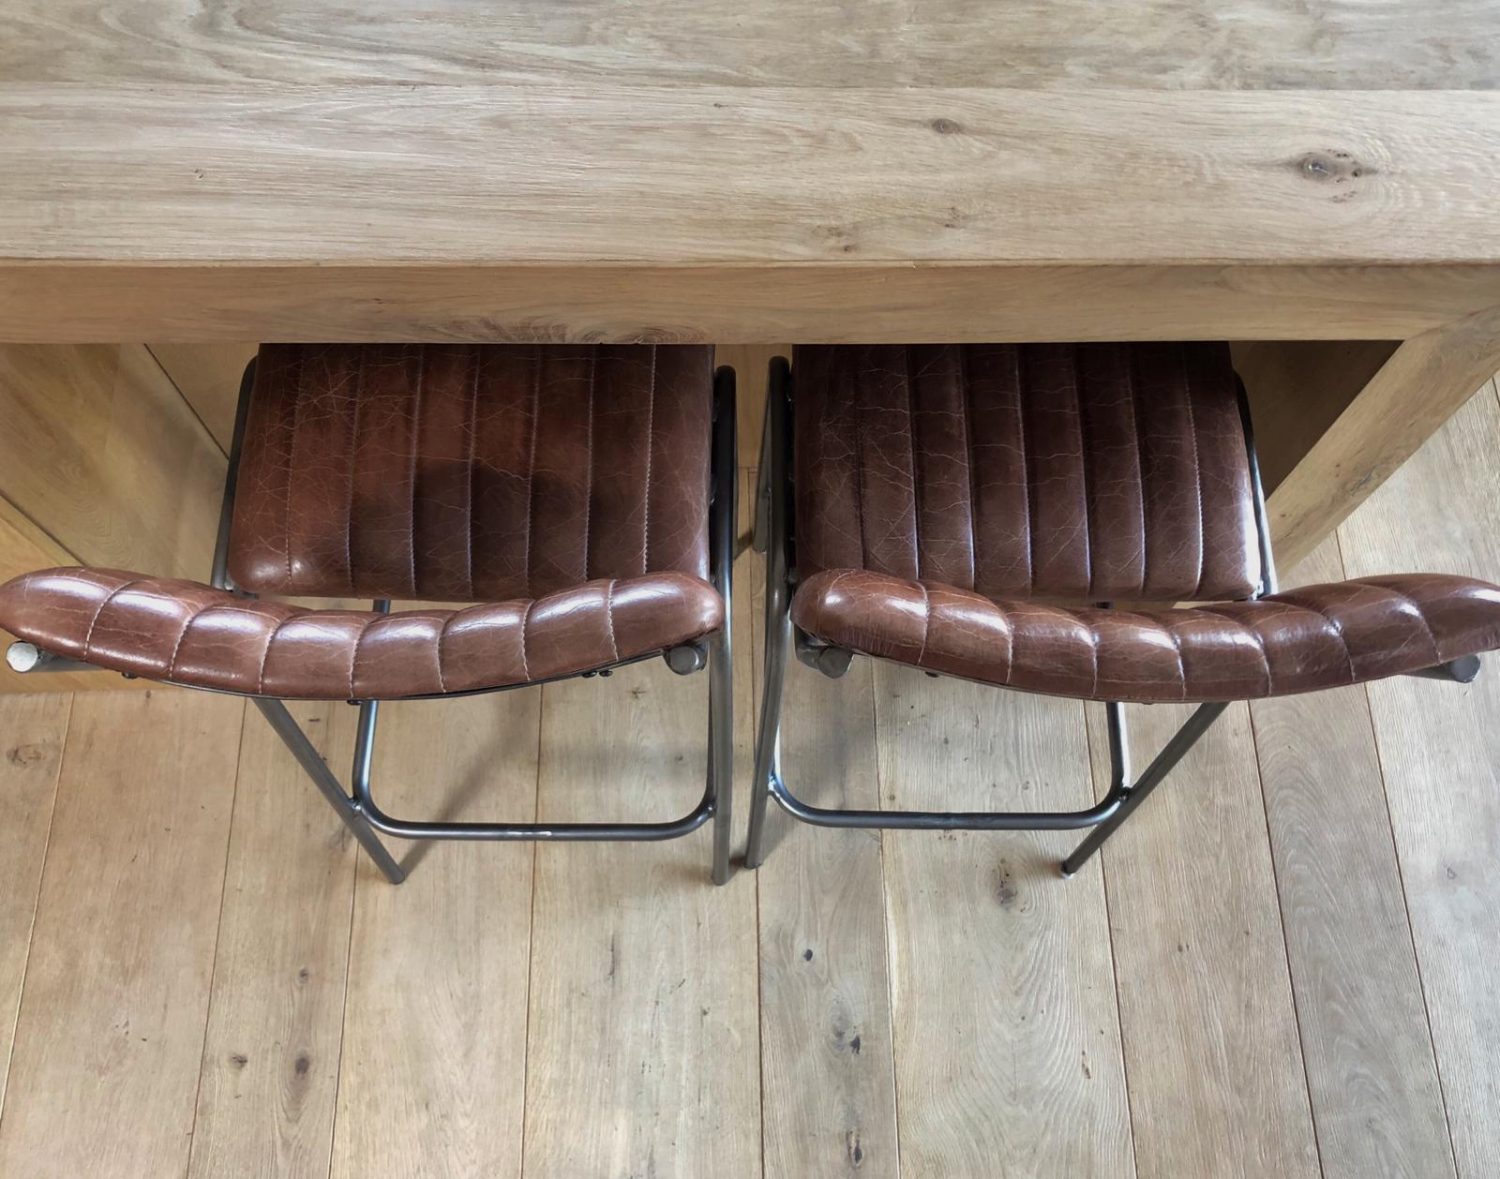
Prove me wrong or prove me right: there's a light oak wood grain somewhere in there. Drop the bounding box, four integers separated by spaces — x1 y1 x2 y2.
1091 701 1319 1178
0 690 243 1179
5 88 1498 268
147 343 257 453
1268 311 1500 568
9 264 1497 346
1338 384 1500 1177
188 701 359 1179
523 657 761 1177
749 467 900 1178
876 671 1133 1176
0 344 225 579
333 690 540 1179
3 0 1495 89
1249 539 1454 1179
0 693 70 1116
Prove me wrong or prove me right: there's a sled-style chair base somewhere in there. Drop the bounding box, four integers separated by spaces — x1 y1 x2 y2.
746 346 1500 874
1 345 737 885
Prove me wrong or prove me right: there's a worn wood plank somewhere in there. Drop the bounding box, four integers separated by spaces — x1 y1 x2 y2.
187 701 359 1179
4 0 1496 89
1249 538 1454 1179
1093 700 1319 1178
0 693 70 1117
877 671 1133 1176
4 89 1500 270
523 657 761 1176
332 690 540 1179
1337 380 1500 1178
0 690 242 1178
751 468 900 1178
0 344 225 579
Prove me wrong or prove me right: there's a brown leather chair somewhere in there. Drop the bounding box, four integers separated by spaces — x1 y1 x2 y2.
0 344 737 884
745 343 1500 873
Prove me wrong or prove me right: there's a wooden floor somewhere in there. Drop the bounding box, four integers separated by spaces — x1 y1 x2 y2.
1 376 1498 1179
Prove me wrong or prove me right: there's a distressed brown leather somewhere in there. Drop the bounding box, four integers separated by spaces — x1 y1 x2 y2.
789 342 1500 702
231 343 713 600
0 343 723 698
793 342 1262 602
0 567 723 699
793 569 1500 703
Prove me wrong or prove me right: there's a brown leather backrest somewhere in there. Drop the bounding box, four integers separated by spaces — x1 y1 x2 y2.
792 342 1262 603
228 343 712 602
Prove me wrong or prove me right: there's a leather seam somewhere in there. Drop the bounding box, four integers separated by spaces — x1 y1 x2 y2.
1192 606 1276 695
957 346 978 590
343 348 367 595
1070 343 1096 598
463 348 480 601
518 599 534 682
348 613 380 699
80 577 141 660
435 611 453 695
1014 345 1035 590
1181 344 1207 599
1283 597 1360 683
257 612 297 696
164 601 208 679
405 345 426 596
1371 583 1445 663
522 349 541 592
583 349 596 581
906 346 922 581
916 581 932 665
285 349 311 590
604 578 620 662
642 347 656 576
1124 347 1148 598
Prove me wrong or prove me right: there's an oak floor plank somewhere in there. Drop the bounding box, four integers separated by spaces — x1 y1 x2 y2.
332 691 541 1179
877 672 1134 1177
1337 380 1500 1178
522 657 761 1176
1093 700 1319 1179
749 466 901 1178
0 690 243 1179
1249 538 1455 1179
188 701 361 1179
0 694 71 1115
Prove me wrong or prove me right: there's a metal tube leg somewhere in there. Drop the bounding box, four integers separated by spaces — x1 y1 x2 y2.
252 698 406 885
708 624 734 884
1060 701 1229 877
745 583 791 869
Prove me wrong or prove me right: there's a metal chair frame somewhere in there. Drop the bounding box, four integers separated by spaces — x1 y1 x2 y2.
743 355 1478 875
8 359 739 886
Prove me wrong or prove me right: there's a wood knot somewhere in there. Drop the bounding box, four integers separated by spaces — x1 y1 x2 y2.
930 117 962 135
1294 149 1371 187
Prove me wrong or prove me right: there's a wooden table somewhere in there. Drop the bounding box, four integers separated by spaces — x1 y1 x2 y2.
3 3 1500 566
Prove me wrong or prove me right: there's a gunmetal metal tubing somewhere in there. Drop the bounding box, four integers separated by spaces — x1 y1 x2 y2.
766 771 1129 831
252 697 406 884
1060 700 1230 876
210 359 258 592
706 365 737 884
1406 654 1482 683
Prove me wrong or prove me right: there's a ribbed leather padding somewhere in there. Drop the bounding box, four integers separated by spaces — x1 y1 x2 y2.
229 343 713 602
792 569 1500 703
793 342 1262 603
0 567 724 700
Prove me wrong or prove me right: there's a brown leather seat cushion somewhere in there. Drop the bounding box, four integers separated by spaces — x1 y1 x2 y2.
793 342 1262 603
0 567 723 699
230 343 713 601
792 569 1500 703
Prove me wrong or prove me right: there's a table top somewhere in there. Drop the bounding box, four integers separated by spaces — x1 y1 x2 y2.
3 3 1500 342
